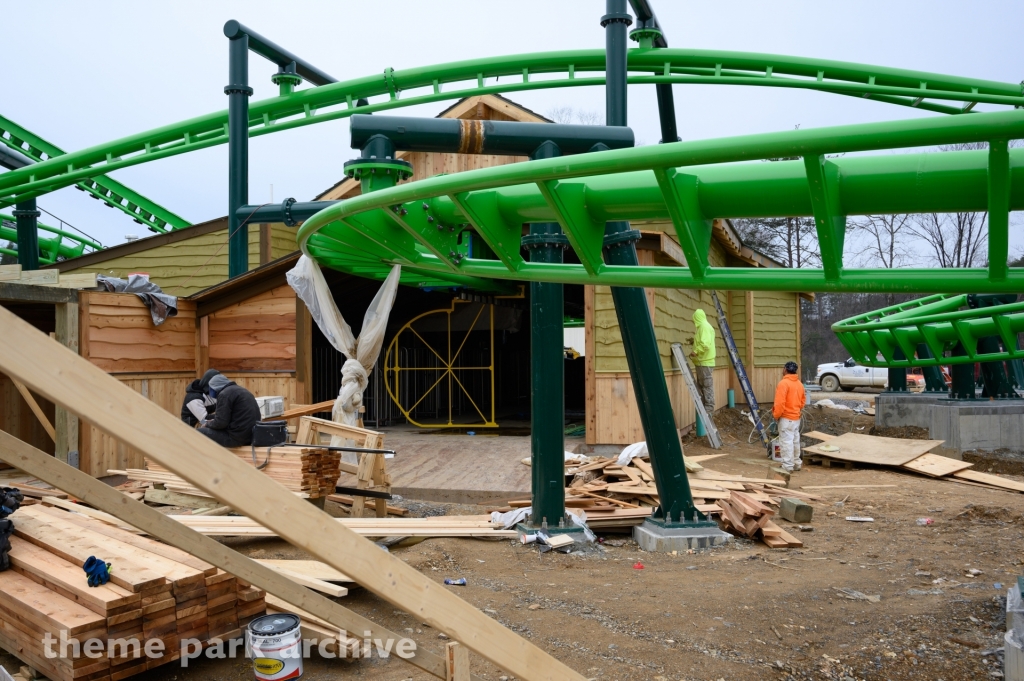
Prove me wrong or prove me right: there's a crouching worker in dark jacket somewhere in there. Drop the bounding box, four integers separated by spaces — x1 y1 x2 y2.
198 374 261 447
181 369 220 427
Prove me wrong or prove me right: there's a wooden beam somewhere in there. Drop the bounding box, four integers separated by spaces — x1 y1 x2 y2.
295 297 313 405
11 378 55 442
259 223 273 266
273 400 335 422
0 307 584 681
0 429 466 681
54 300 79 463
745 290 755 368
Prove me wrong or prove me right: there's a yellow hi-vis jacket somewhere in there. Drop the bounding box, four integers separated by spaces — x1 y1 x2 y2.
692 309 717 367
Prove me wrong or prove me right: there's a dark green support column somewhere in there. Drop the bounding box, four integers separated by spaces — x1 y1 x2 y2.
603 225 704 523
524 223 569 529
13 199 39 271
917 344 947 392
949 343 976 399
887 348 907 392
602 0 706 527
226 32 252 279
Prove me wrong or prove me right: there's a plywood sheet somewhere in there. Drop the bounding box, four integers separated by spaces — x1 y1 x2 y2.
953 469 1024 493
901 453 973 478
803 432 943 466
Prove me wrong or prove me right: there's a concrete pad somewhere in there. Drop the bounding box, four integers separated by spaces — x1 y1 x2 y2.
875 393 943 430
633 520 732 552
930 401 1024 456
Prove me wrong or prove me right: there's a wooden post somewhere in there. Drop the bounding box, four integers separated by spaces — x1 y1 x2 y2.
446 641 470 681
295 297 313 405
198 316 210 375
0 307 584 680
795 294 803 371
11 378 55 442
745 290 755 369
583 284 596 446
259 223 273 265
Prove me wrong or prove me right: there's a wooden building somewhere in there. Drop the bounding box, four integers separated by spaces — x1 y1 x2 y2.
5 94 808 471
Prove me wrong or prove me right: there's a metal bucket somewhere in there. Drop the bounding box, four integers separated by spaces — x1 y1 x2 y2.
247 613 303 681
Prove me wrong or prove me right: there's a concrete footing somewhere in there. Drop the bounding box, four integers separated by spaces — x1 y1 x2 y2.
875 392 945 430
632 519 732 552
930 401 1024 457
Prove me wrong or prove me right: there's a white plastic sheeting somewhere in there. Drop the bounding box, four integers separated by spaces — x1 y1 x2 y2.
286 255 401 456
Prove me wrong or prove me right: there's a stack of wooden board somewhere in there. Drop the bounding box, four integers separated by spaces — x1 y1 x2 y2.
146 445 341 499
803 431 1024 494
168 515 517 539
717 490 805 548
0 504 265 680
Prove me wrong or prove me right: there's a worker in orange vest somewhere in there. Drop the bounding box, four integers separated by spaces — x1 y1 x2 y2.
772 361 806 473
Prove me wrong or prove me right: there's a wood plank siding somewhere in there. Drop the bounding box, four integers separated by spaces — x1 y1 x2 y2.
61 224 296 297
206 284 297 372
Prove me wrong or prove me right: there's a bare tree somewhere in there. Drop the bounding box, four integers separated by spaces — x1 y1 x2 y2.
546 106 574 124
545 106 601 126
574 109 601 126
733 216 820 268
854 213 913 268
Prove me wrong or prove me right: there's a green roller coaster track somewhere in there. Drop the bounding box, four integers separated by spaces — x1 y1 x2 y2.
0 114 190 234
833 294 1024 368
5 44 1024 366
0 212 101 264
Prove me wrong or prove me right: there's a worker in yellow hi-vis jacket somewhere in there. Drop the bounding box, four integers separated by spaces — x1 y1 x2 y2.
689 308 717 412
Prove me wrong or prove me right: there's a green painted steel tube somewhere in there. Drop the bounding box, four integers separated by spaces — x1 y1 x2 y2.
526 222 567 529
227 33 252 278
223 20 337 86
13 199 39 271
2 49 1021 208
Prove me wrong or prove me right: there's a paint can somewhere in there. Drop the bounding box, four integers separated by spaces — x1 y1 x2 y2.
246 613 303 681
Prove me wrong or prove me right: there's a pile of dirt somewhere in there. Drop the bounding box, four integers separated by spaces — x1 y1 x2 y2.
963 448 1024 475
870 425 930 439
953 503 1024 525
799 405 874 436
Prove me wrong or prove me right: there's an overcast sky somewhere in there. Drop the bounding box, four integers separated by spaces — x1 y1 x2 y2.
4 0 1022 258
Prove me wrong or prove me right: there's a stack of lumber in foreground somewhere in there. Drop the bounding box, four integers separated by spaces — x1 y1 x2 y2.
0 504 266 681
506 453 808 547
146 445 340 499
169 515 517 539
804 431 1024 495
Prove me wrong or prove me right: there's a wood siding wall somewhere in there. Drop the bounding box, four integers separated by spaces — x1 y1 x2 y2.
81 292 197 374
79 372 297 477
206 284 296 372
752 290 800 366
63 225 295 296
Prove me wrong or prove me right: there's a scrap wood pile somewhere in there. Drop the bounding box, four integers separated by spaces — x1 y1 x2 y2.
0 503 266 681
140 444 341 500
803 431 1024 495
508 453 811 547
169 514 518 539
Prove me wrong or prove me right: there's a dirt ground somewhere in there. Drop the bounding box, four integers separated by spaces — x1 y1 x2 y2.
5 407 1021 681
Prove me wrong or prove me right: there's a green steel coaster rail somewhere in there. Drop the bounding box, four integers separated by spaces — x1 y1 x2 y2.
295 108 1024 294
0 114 190 234
833 294 1024 369
0 212 101 265
0 49 1021 208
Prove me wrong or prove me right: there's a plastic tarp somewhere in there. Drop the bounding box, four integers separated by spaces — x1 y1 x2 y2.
97 274 177 325
286 255 400 457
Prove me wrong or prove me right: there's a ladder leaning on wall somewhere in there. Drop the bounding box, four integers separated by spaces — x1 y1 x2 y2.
670 342 722 449
709 291 773 456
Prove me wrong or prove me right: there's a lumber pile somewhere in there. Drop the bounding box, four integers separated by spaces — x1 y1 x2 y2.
505 454 807 546
144 445 340 499
0 504 265 681
169 514 517 539
804 431 1024 495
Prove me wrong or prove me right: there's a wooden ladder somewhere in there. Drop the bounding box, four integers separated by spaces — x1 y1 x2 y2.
670 342 722 449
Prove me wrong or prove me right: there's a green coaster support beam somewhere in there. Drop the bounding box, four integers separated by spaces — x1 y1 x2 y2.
628 0 680 143
524 142 570 531
13 198 39 271
222 19 339 278
602 0 701 523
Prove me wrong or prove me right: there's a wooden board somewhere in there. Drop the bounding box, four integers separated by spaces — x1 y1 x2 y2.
802 430 836 442
953 469 1024 493
0 429 466 681
4 303 561 673
254 559 352 583
900 453 974 478
803 432 944 466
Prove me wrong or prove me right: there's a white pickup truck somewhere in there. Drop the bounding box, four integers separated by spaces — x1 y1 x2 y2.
816 358 888 392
